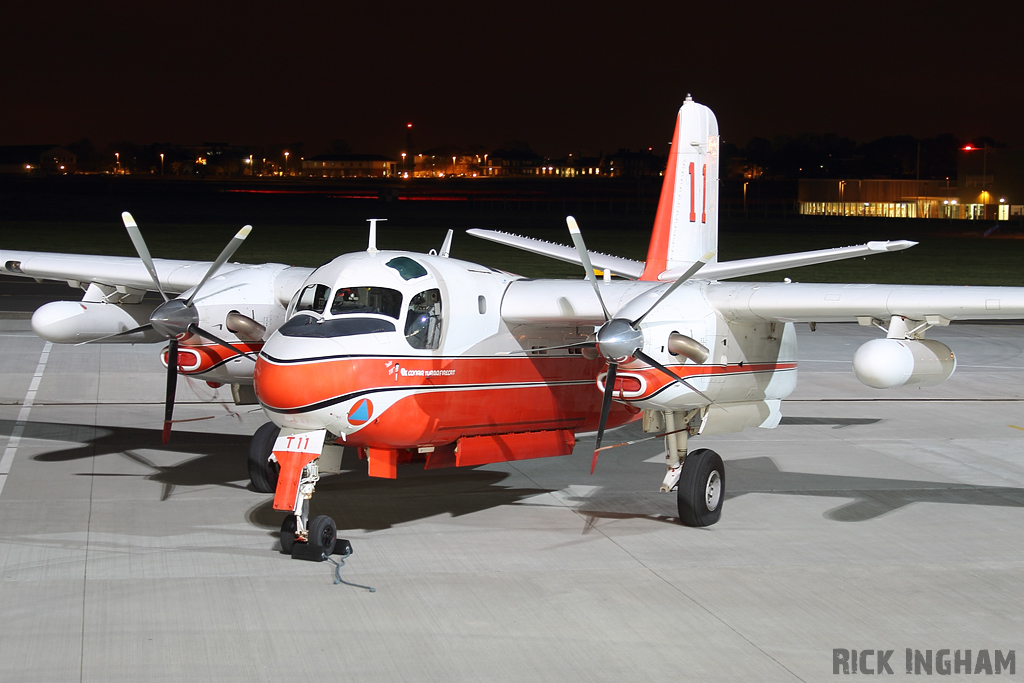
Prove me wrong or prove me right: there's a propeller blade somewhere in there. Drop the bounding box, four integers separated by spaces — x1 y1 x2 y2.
74 323 153 346
184 225 252 307
592 361 618 474
633 349 716 405
630 250 715 327
188 324 258 360
122 212 169 302
162 337 179 444
566 216 611 321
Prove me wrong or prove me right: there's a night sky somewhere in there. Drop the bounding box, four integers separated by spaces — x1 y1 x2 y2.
3 1 1021 157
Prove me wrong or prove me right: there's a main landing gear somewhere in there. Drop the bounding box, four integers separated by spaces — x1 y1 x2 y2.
655 410 725 527
248 422 280 493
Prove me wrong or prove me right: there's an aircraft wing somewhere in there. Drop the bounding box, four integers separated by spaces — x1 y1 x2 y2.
1 249 229 295
706 281 1024 323
467 228 916 281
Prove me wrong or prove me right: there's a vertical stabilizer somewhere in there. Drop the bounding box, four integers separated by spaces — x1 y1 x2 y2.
640 96 720 281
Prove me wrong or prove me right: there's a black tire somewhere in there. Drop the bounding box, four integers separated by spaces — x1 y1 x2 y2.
248 422 280 493
280 515 297 554
308 515 337 558
677 448 724 527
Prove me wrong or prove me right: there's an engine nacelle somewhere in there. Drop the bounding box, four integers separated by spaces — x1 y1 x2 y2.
31 301 162 344
852 338 956 389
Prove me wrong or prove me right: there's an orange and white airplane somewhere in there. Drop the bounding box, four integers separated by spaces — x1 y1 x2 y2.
4 96 1024 559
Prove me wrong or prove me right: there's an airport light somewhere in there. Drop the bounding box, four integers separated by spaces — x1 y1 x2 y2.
962 144 991 197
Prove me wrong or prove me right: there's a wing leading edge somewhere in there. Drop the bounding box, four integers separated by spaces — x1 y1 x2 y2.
706 281 1024 323
1 250 226 296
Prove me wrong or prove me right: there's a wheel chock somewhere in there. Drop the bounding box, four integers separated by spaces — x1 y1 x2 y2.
290 541 328 562
289 538 354 562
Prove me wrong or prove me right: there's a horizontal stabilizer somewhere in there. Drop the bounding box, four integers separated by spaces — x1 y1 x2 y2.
466 229 644 278
671 240 918 281
467 229 916 283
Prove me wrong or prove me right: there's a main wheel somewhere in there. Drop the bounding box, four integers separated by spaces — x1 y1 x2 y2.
677 448 724 527
308 515 337 558
248 422 281 493
280 515 297 554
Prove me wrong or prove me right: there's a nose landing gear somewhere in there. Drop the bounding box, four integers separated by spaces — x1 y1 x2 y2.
283 508 341 561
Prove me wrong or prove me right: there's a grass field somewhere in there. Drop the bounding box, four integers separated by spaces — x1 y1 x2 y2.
2 178 1022 286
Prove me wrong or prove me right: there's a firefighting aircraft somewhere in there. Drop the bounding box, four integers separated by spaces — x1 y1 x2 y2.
4 96 1024 560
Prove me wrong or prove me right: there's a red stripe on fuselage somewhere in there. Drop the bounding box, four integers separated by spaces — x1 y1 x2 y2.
254 355 639 448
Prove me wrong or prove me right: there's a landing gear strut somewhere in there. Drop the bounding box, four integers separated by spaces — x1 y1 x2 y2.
654 410 725 527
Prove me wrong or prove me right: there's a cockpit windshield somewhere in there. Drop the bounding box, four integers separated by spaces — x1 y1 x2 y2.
330 286 403 319
295 283 331 314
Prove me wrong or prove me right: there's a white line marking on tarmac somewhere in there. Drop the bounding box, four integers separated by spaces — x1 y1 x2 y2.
0 341 52 498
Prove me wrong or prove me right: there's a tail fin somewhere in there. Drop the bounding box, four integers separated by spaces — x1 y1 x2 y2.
639 96 720 281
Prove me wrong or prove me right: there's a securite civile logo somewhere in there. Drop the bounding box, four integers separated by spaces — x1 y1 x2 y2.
347 399 373 426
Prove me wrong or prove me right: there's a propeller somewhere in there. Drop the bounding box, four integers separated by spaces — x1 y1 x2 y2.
106 212 256 443
565 216 714 473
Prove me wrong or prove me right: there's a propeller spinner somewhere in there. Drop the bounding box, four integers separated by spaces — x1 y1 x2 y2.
565 216 713 473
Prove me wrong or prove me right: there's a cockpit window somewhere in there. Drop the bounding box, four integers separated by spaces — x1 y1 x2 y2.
330 286 402 319
386 257 428 281
295 283 331 314
404 288 442 349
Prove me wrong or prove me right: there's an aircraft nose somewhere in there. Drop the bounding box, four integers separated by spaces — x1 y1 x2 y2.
253 329 354 431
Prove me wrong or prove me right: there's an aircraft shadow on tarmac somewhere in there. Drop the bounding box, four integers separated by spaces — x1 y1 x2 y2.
7 418 1024 530
4 419 550 529
9 418 253 500
246 462 552 533
779 416 881 428
569 454 1024 525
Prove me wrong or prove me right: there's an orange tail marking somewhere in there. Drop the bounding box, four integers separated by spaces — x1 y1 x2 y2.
640 112 682 281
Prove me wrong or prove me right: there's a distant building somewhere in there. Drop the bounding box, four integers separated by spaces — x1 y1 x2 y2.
0 145 76 174
957 147 1024 220
604 149 665 178
800 148 1024 221
485 148 543 177
798 179 958 219
303 154 395 178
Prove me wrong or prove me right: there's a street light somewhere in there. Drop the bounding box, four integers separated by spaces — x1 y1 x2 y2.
115 152 120 174
962 144 992 202
283 151 290 175
160 153 164 175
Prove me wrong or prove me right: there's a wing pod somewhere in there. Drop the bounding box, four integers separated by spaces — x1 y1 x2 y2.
31 300 163 344
852 338 956 389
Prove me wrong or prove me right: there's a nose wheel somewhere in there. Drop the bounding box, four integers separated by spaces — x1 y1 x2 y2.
282 512 341 561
